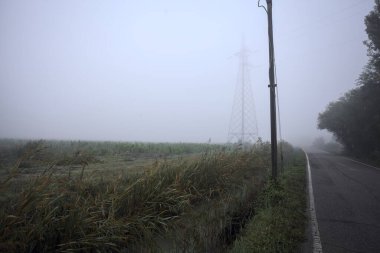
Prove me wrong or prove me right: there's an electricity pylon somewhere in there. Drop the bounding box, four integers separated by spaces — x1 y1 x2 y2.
228 42 258 145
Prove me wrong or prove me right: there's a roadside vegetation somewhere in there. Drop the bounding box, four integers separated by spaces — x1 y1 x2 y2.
0 139 267 252
230 149 307 253
0 139 226 168
0 139 306 252
318 0 380 166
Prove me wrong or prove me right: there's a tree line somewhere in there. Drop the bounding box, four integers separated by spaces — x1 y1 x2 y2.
318 0 380 162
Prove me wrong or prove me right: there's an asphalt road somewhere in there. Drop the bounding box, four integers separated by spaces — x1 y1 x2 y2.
307 151 380 253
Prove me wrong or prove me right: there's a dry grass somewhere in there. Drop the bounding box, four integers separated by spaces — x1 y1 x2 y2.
230 149 307 253
0 141 271 252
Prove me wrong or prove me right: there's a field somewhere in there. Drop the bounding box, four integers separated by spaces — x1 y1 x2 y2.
0 139 305 252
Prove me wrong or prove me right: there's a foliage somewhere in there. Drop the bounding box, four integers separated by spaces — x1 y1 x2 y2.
0 139 229 171
229 149 307 253
363 0 380 80
318 86 380 158
318 0 380 162
0 142 271 252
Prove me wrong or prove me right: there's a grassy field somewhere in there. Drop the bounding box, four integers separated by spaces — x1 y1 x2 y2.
0 139 305 252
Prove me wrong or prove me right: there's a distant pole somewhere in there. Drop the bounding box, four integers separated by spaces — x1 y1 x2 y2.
266 0 278 180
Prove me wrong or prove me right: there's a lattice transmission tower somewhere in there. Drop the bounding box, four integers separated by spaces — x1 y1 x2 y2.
227 44 258 144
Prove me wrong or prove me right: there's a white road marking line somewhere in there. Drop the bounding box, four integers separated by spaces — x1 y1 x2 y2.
342 157 380 171
305 152 323 253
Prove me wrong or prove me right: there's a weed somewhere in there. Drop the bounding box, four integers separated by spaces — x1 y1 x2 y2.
230 149 307 253
0 142 272 252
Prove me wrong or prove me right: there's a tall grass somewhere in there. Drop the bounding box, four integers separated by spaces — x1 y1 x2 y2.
0 139 227 161
0 142 271 252
230 149 307 253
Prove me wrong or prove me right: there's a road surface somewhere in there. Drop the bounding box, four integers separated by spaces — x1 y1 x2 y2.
307 151 380 253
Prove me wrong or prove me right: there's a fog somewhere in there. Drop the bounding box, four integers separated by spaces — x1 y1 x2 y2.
0 0 373 145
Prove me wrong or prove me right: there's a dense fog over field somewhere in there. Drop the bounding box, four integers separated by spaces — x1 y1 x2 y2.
0 0 373 145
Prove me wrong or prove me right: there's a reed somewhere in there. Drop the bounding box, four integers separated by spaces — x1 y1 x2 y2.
0 141 273 252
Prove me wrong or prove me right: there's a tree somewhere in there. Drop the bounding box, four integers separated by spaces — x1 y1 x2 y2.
318 0 380 160
363 0 380 80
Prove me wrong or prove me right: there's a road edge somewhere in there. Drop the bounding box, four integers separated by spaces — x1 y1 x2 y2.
305 151 323 253
342 157 380 171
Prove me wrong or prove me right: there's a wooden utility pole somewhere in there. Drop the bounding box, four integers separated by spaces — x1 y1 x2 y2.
266 0 278 180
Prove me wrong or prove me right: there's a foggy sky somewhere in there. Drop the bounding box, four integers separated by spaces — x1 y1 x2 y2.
0 0 374 145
